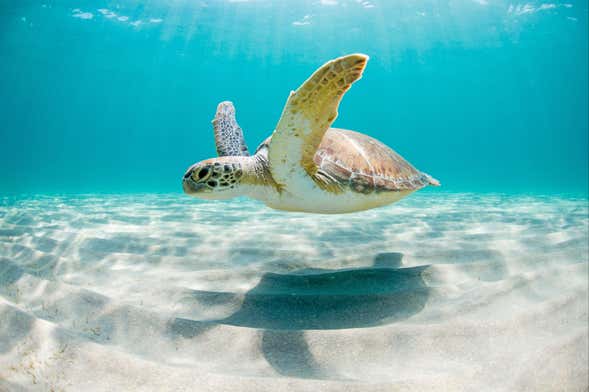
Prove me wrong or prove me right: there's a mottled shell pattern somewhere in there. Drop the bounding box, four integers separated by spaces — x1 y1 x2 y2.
256 127 438 195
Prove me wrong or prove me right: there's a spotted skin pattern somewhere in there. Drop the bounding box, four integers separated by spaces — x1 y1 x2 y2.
212 101 250 157
185 161 244 192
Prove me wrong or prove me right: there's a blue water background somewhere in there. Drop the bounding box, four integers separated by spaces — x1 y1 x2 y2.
1 0 587 195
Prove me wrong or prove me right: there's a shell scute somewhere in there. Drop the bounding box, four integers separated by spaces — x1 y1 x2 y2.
349 172 374 194
320 158 353 181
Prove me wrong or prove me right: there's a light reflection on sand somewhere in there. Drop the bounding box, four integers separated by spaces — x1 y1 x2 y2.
0 193 587 390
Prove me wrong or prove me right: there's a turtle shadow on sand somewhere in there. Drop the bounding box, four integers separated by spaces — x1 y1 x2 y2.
221 252 430 330
164 252 431 380
221 252 430 379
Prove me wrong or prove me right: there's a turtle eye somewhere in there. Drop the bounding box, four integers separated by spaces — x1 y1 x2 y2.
198 167 209 180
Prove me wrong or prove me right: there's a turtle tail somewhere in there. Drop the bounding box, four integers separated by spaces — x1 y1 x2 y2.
425 173 441 187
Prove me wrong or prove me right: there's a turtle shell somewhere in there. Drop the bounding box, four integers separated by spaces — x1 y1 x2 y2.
312 128 436 194
256 128 437 194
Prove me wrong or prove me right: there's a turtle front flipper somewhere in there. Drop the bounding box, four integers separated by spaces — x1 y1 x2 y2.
267 54 368 191
212 101 250 157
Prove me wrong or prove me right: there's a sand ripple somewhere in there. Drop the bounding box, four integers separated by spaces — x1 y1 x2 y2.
0 193 587 391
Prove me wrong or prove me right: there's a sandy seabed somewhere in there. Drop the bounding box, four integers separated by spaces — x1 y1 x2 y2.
0 193 587 391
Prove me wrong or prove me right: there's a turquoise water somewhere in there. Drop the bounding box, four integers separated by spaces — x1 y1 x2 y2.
1 0 587 195
1 4 588 389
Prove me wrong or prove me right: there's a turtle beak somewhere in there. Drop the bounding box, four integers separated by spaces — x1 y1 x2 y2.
182 168 204 195
182 180 192 194
182 176 205 195
183 166 197 194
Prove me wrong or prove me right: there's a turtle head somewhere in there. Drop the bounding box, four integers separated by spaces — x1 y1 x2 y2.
182 158 246 200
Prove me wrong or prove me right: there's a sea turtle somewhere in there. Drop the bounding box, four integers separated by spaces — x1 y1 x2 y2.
182 53 439 214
